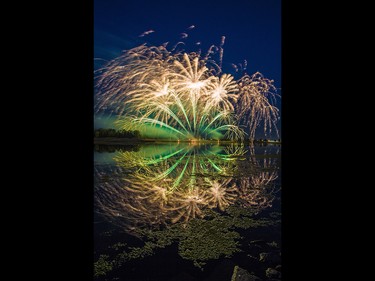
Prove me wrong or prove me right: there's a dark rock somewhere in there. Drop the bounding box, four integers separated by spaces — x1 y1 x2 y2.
275 265 281 270
259 253 267 262
167 271 197 281
204 259 236 281
249 240 266 245
259 252 281 264
231 266 262 281
265 268 281 279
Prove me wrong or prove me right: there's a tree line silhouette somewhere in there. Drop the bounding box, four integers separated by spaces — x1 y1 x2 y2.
94 128 141 138
94 144 140 153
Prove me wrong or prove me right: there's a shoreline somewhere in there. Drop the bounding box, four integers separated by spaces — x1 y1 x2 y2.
94 137 281 145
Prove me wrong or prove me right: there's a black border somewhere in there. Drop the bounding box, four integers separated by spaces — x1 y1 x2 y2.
31 1 94 280
23 0 342 280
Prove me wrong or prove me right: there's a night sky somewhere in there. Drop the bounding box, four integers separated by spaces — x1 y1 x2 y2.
94 0 281 138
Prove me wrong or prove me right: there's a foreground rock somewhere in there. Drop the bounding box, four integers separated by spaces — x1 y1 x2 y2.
231 266 262 281
265 267 281 279
259 252 281 265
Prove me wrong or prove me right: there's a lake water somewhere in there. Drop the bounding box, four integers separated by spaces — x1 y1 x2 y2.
94 143 281 281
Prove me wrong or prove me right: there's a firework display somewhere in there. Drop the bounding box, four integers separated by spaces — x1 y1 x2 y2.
95 41 279 140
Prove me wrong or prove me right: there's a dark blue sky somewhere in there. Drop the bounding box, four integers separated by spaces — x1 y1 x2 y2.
94 0 281 137
95 0 280 84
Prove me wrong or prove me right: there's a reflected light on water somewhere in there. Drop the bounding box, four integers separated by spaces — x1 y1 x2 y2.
94 143 279 236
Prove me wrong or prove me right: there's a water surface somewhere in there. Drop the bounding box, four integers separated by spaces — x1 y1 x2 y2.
94 143 281 281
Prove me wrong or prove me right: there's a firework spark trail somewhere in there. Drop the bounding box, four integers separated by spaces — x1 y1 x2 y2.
171 41 185 52
237 72 280 140
139 29 155 37
95 38 279 140
231 63 238 73
219 36 225 69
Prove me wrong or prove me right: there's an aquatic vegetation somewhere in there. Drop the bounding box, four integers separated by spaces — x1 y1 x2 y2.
94 206 279 276
95 40 279 140
94 255 113 277
177 213 242 268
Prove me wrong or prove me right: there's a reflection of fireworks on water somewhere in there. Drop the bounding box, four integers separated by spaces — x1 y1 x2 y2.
247 144 281 168
168 187 207 224
237 170 279 211
95 39 279 140
94 144 280 235
123 178 170 208
95 175 241 229
236 145 280 210
95 175 173 236
113 144 246 189
204 179 237 211
95 172 278 231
